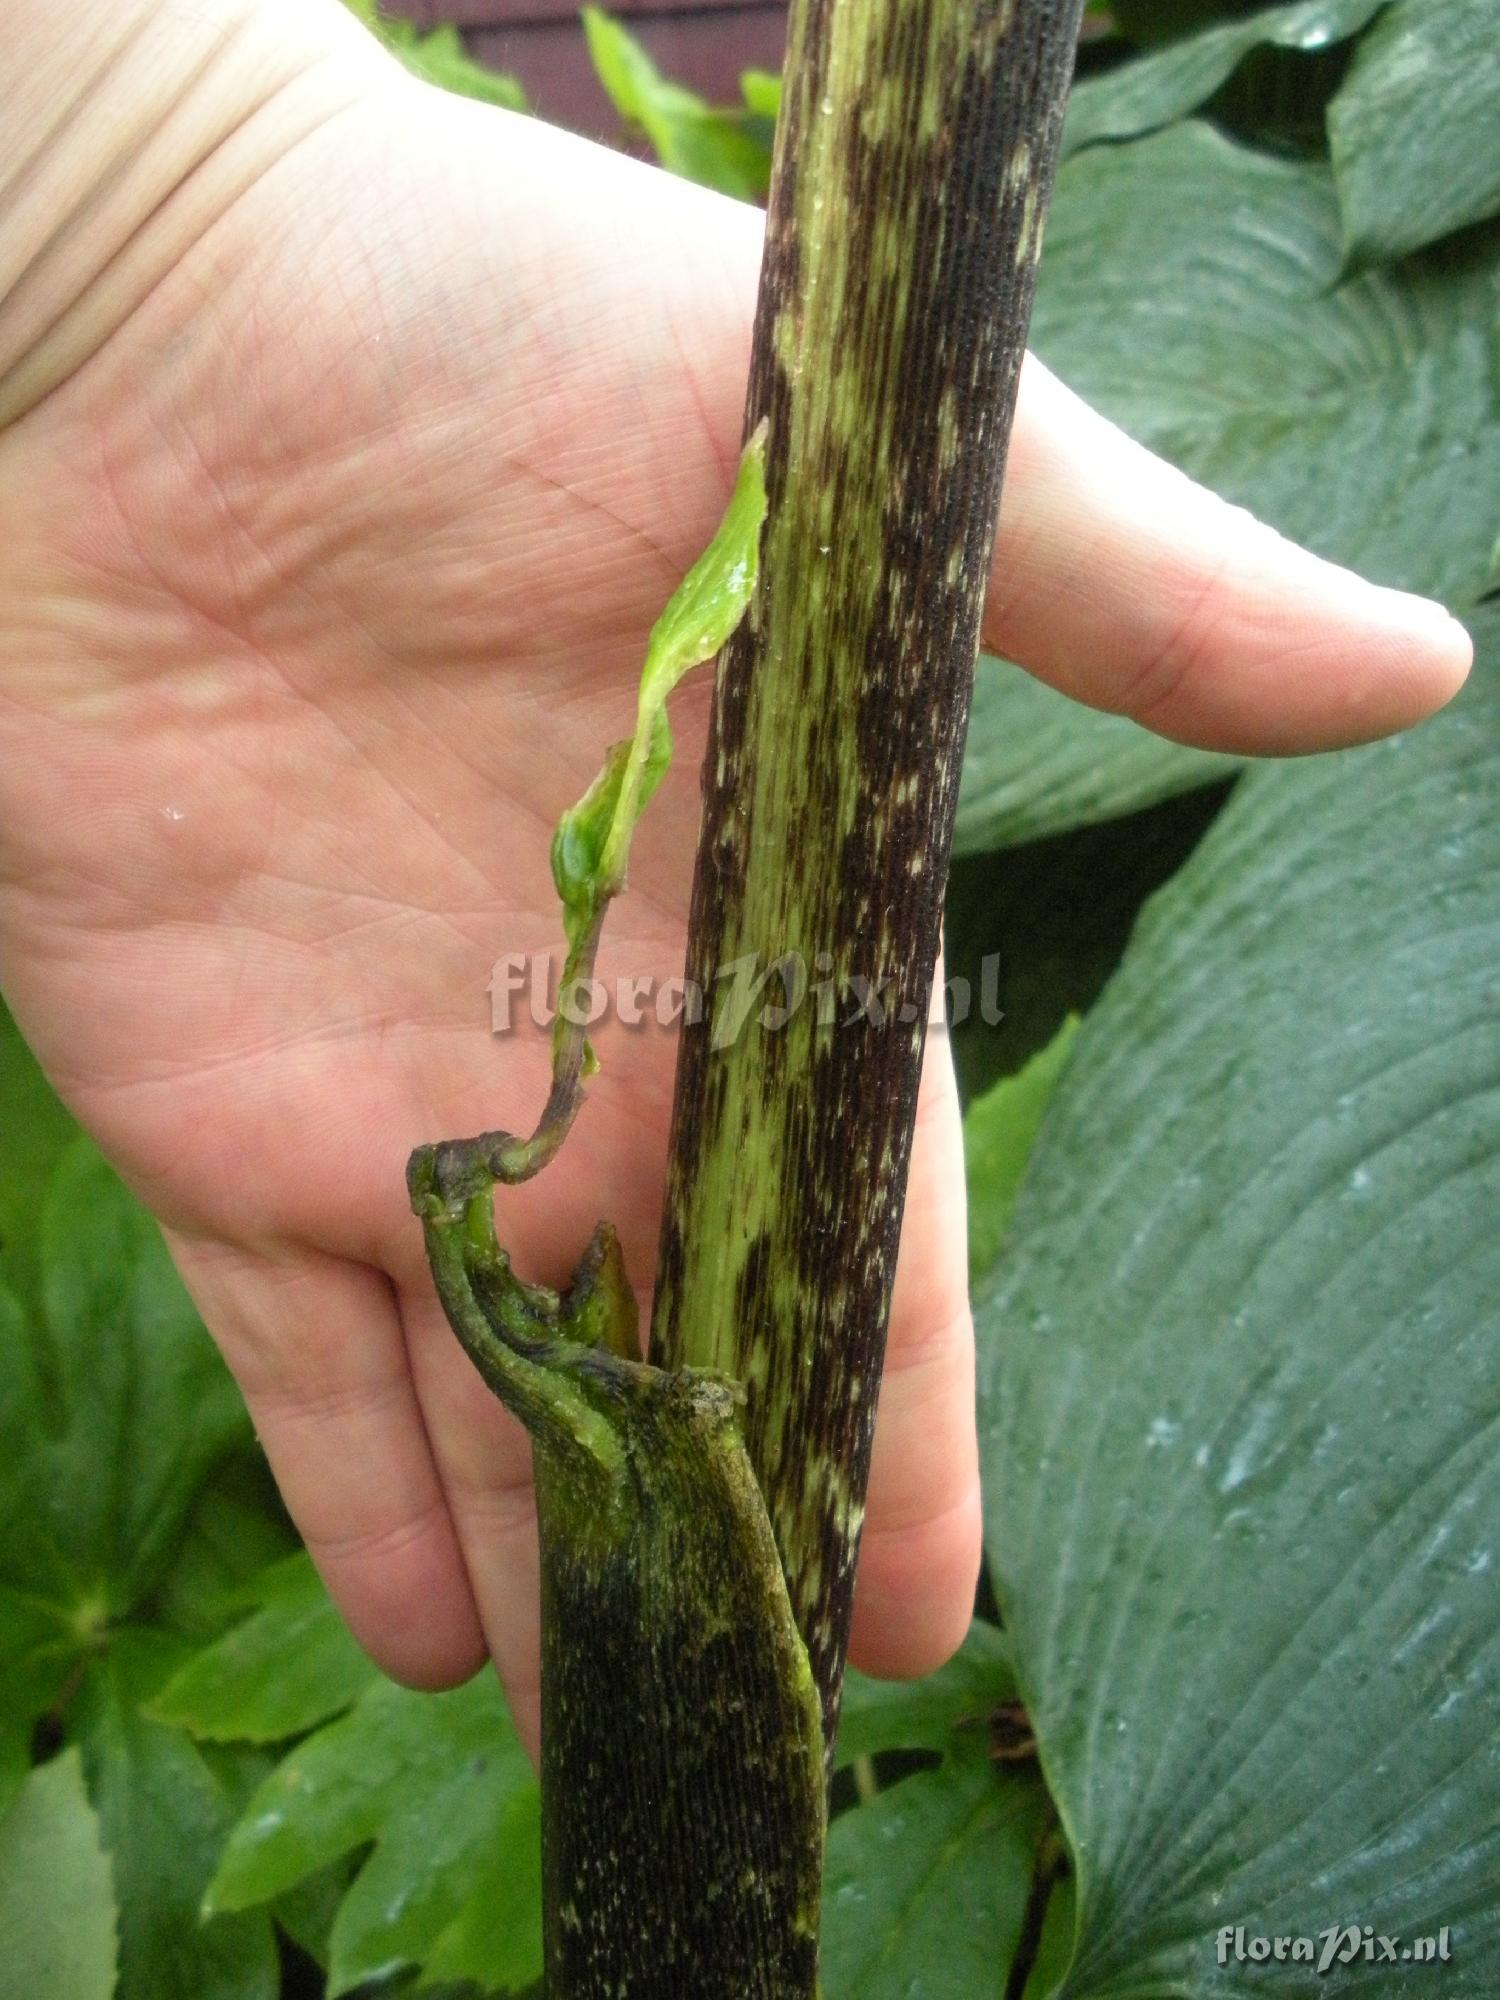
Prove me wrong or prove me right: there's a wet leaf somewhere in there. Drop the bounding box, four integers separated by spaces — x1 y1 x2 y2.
1034 123 1500 607
1065 0 1382 155
823 1752 1047 1998
980 608 1500 1992
1329 0 1500 261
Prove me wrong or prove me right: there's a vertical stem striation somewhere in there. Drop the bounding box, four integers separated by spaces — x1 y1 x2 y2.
654 0 1086 1751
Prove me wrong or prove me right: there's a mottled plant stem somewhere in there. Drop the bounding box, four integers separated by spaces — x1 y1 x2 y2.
411 2 1083 1991
653 0 1086 1755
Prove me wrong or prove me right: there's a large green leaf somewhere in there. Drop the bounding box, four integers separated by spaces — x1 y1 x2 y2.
146 1448 298 1643
978 607 1500 1993
0 1748 118 2000
207 1670 542 1997
1033 122 1500 607
0 1576 77 1808
956 659 1239 856
1329 0 1500 263
1064 0 1382 155
77 1631 277 2000
0 1140 255 1776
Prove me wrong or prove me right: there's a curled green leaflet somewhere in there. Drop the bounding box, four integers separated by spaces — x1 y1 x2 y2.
550 419 768 1066
408 421 767 1210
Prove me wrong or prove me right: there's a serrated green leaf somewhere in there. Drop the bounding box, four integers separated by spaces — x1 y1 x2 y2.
980 607 1500 1993
78 1630 277 2000
964 1014 1081 1278
151 1552 377 1745
1064 0 1382 156
0 1136 289 2000
823 1753 1048 1998
837 1620 1017 1771
583 7 772 200
1034 122 1500 607
956 658 1240 856
0 1747 118 2000
208 1671 541 1998
0 1141 250 1616
1329 0 1500 262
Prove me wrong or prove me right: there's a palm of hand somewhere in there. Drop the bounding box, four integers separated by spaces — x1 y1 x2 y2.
0 84 975 1743
0 63 1465 1754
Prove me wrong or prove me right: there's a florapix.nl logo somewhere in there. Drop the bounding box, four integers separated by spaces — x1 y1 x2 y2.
489 949 1005 1048
1216 1924 1453 1974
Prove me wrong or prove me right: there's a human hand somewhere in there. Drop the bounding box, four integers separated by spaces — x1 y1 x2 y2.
0 5 1469 1757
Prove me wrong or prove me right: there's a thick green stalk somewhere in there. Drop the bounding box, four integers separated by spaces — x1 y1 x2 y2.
653 0 1086 1748
411 2 1083 1991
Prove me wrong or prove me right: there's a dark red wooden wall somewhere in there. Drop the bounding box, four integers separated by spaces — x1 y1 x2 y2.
389 2 790 144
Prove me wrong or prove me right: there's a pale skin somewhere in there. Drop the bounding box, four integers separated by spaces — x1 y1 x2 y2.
0 1 1470 1759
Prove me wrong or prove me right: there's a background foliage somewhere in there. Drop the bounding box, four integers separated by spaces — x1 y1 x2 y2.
1 1 1496 1995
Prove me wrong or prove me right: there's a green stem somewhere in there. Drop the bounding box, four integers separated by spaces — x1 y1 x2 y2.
653 0 1086 1754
